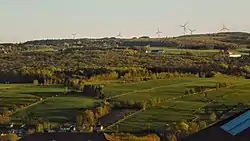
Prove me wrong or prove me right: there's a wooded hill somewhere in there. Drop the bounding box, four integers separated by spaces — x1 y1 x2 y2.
1 32 249 50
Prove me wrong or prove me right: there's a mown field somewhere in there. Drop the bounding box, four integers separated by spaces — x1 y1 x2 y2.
103 75 250 132
0 84 99 123
104 76 247 103
11 96 98 123
2 74 250 131
0 84 65 113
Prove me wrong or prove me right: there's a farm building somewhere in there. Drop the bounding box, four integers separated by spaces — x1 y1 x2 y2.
59 124 76 132
229 54 242 58
151 49 165 54
0 124 36 137
222 49 241 58
182 108 250 141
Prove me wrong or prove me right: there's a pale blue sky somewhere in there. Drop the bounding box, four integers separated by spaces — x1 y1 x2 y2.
0 0 249 42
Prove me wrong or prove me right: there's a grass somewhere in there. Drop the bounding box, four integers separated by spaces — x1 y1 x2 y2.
11 96 98 123
0 83 99 123
104 75 250 132
104 76 246 103
113 99 206 132
0 84 65 112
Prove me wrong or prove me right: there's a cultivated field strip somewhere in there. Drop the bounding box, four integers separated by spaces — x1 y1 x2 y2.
104 79 250 132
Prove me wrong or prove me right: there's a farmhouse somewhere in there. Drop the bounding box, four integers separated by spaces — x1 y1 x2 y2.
18 132 109 141
222 49 241 58
0 124 36 137
182 108 250 141
59 124 76 132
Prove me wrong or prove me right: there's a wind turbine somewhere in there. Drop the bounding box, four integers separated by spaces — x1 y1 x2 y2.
117 31 122 37
72 33 77 39
220 24 229 31
156 28 162 37
189 28 196 35
180 22 188 35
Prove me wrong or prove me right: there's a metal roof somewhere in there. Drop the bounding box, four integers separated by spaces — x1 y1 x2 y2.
220 110 250 135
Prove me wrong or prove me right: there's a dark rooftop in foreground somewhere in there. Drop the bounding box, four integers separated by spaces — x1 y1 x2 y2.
182 108 250 141
18 132 108 141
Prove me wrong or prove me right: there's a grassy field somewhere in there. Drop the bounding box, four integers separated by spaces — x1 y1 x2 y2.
0 83 99 123
104 76 247 102
11 96 98 123
103 75 250 132
2 75 250 131
0 84 65 113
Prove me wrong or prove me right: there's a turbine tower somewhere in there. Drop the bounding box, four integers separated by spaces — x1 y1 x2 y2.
189 28 196 35
180 22 188 35
220 24 229 31
117 31 122 37
156 28 162 37
72 33 77 39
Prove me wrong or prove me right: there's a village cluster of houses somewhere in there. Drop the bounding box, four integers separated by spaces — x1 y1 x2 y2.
0 123 104 138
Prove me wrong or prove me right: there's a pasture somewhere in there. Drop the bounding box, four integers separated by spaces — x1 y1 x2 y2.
104 75 247 103
11 96 98 123
0 84 65 114
103 76 250 132
0 83 99 123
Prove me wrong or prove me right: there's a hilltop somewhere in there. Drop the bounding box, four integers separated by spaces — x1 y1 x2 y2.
1 32 250 50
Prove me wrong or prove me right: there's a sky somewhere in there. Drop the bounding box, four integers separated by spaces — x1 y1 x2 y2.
0 0 250 43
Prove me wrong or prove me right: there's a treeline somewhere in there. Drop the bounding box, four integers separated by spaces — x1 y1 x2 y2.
162 120 209 141
0 66 196 84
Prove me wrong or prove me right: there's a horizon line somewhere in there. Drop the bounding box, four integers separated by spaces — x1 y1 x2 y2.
0 31 249 44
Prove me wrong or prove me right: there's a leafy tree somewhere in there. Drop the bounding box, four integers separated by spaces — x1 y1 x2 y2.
198 121 207 129
166 134 177 141
178 121 189 132
83 110 95 126
188 122 200 134
209 112 217 122
0 134 20 141
36 123 44 133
